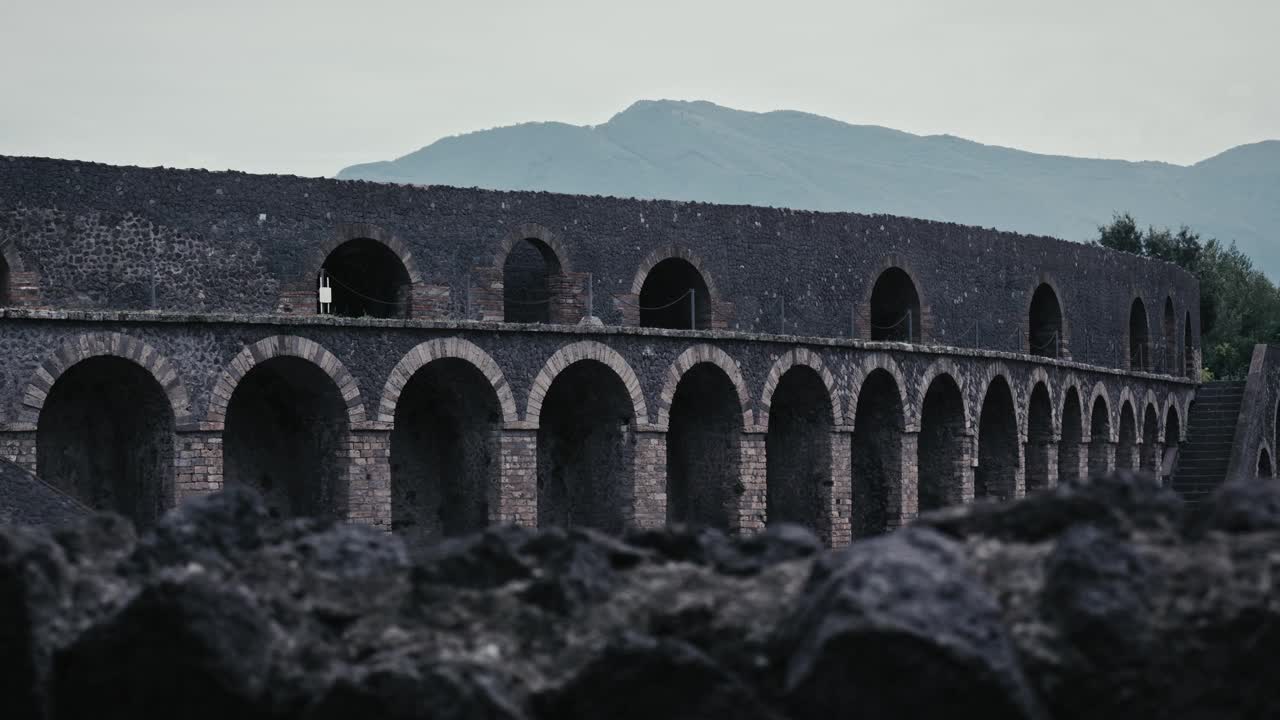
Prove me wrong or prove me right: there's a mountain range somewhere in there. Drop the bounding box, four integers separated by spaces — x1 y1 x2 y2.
337 100 1280 277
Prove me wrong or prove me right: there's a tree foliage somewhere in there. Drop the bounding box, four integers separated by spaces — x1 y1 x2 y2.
1095 213 1280 379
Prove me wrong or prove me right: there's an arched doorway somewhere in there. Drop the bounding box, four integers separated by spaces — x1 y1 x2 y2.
1163 298 1176 374
1164 405 1182 483
976 377 1019 501
223 357 350 520
868 268 922 342
850 369 904 538
1117 402 1137 471
1058 387 1084 485
1260 448 1274 479
918 374 966 511
638 258 711 330
1142 405 1160 473
1183 312 1194 377
766 366 833 533
0 254 9 305
1129 298 1150 371
537 360 636 532
1088 397 1112 477
1026 383 1053 491
390 358 501 549
1028 284 1063 357
37 357 175 530
667 363 743 530
320 238 412 318
504 238 562 323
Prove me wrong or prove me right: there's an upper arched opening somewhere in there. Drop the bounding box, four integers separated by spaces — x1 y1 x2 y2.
320 238 412 319
1162 298 1176 374
1129 298 1150 371
504 237 563 324
1028 283 1063 358
639 257 711 330
869 267 921 343
1183 311 1195 378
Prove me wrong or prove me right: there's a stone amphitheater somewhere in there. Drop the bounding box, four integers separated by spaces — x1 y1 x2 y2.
2 155 1277 546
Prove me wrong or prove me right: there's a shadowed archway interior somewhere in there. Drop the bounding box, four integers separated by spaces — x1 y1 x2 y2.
1163 298 1176 374
391 358 501 549
537 359 635 532
1117 402 1138 471
320 238 412 319
1260 449 1274 479
766 366 833 532
504 238 562 323
667 363 743 530
1028 284 1063 358
1026 383 1053 491
1088 397 1112 477
223 356 350 520
1142 405 1160 472
869 267 921 342
37 356 175 530
976 377 1019 501
1164 405 1182 482
639 258 711 330
918 374 966 512
1129 298 1150 371
1058 388 1083 484
850 369 904 537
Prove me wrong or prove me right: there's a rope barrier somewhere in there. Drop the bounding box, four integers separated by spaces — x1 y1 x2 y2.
612 289 694 311
325 274 406 307
869 312 912 331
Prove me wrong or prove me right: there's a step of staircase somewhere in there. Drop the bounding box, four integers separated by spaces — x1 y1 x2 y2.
1170 380 1246 503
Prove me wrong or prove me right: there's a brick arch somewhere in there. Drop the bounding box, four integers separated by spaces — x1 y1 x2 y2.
17 332 194 426
1088 382 1116 442
1024 367 1057 437
1118 386 1139 428
1058 375 1089 440
976 367 1023 442
846 353 910 432
913 359 973 434
205 335 366 429
309 222 424 284
1163 393 1184 443
759 348 842 428
524 341 648 425
377 338 519 426
1025 273 1070 356
628 244 720 300
859 255 932 343
492 223 571 274
1142 389 1161 429
655 344 752 429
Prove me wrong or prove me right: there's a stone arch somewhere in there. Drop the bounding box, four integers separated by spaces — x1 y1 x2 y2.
849 367 907 537
976 375 1020 500
863 259 926 343
311 222 424 284
1023 367 1055 438
917 370 969 511
377 339 518 426
34 349 180 530
525 341 648 424
1162 297 1177 374
665 359 747 530
1129 296 1151 371
656 345 752 429
492 223 572 275
1025 380 1054 492
1183 311 1195 377
972 363 1021 440
1116 393 1139 471
1141 401 1161 473
1027 279 1066 358
914 359 973 434
759 349 843 428
18 332 193 426
846 354 911 432
1058 377 1089 440
1163 394 1184 444
1087 382 1116 442
765 361 836 539
628 246 718 330
1088 387 1114 477
495 223 571 324
206 335 366 429
1058 382 1086 485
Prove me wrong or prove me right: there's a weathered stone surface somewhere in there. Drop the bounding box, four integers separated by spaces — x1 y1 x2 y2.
5 477 1280 718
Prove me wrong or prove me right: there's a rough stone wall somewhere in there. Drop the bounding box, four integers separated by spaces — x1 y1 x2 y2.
1226 344 1280 479
0 156 1200 375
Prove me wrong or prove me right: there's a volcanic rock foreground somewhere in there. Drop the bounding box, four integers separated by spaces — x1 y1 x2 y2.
4 474 1280 720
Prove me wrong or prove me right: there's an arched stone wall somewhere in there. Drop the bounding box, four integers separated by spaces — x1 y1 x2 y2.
378 338 519 426
656 344 753 429
525 340 648 425
206 335 366 429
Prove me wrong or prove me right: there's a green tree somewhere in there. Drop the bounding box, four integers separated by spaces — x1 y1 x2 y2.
1095 214 1280 380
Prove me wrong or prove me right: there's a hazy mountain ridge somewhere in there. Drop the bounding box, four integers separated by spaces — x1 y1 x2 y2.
337 100 1280 275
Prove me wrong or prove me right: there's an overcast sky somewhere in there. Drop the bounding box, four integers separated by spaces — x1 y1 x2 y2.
2 0 1276 178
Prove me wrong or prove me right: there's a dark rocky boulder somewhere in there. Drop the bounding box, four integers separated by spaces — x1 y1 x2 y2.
3 475 1280 719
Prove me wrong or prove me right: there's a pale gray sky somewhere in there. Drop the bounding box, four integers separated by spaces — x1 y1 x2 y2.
2 0 1276 177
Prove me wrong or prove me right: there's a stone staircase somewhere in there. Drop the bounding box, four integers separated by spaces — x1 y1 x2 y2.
1171 380 1246 503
